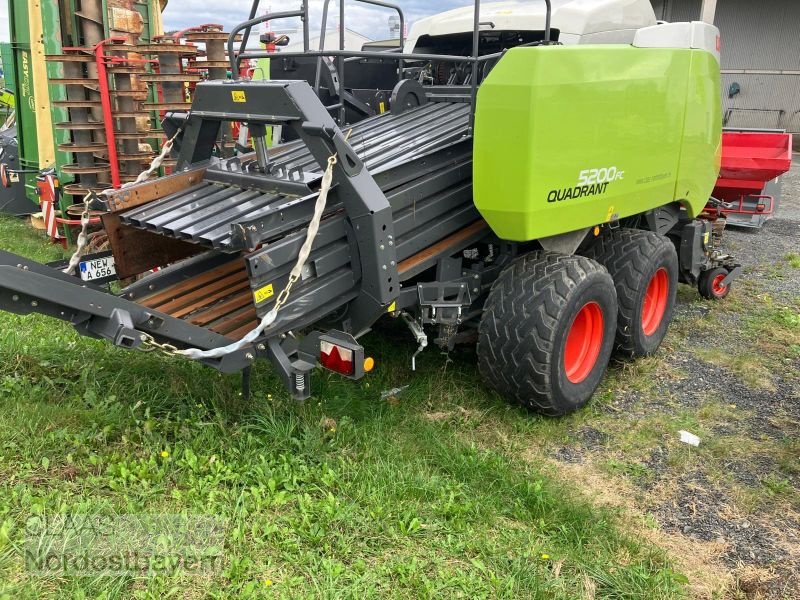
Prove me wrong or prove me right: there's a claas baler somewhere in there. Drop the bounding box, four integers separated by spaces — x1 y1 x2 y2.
0 0 740 415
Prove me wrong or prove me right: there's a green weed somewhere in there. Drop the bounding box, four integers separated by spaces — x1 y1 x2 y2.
0 216 690 597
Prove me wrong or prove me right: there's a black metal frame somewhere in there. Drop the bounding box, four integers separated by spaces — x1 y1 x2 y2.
0 0 561 400
228 0 553 133
174 79 398 336
0 0 743 405
0 250 254 374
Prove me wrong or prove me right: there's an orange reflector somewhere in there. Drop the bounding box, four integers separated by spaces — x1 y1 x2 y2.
363 357 375 373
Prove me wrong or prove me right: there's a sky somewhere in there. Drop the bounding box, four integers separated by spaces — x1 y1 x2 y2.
0 1 472 44
161 1 469 40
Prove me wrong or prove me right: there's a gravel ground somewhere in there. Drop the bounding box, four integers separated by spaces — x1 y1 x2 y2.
648 159 800 597
547 157 800 598
725 161 800 303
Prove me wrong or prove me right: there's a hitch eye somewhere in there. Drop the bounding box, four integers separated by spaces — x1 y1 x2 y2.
320 340 355 376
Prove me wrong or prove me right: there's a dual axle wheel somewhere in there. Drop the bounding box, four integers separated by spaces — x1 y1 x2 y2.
477 229 678 416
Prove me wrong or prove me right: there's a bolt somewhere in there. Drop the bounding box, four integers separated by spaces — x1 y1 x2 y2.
390 261 396 267
245 353 255 361
140 334 148 342
257 344 266 351
380 244 385 251
11 295 18 301
473 288 479 293
31 301 38 307
382 265 387 271
388 241 394 246
473 274 479 280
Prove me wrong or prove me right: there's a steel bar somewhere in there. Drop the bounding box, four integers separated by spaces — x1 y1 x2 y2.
95 40 122 188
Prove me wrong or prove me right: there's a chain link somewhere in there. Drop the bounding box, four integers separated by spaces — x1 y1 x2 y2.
63 193 95 275
269 155 337 316
138 332 180 356
174 151 342 362
63 129 184 276
120 139 341 361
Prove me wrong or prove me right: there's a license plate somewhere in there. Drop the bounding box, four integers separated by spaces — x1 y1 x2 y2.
79 255 117 282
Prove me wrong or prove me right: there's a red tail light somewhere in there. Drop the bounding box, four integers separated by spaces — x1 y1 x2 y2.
320 341 355 376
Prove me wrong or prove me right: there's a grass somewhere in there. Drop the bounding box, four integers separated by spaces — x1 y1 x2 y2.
0 213 690 598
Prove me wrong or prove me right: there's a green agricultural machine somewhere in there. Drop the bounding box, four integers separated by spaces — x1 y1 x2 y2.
0 0 740 415
0 0 166 220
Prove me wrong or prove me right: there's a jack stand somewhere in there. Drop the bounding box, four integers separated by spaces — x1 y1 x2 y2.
401 312 428 371
241 366 252 402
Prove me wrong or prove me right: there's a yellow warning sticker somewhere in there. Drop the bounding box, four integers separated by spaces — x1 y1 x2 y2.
387 301 397 313
605 205 616 222
379 101 386 114
254 283 274 304
231 90 247 103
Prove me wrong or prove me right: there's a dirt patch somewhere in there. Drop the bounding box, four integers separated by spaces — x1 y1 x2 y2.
650 472 790 566
540 458 733 598
529 160 800 599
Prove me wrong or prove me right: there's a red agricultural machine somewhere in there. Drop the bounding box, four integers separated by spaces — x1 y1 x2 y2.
708 129 793 229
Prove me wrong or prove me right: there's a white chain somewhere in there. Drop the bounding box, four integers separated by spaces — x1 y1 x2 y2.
62 193 95 276
66 128 340 361
63 134 180 275
175 153 338 361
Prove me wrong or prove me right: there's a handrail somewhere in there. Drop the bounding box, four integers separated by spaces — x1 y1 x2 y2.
228 0 553 130
239 0 263 63
238 49 489 66
544 0 552 44
228 3 310 75
468 0 481 133
314 0 406 122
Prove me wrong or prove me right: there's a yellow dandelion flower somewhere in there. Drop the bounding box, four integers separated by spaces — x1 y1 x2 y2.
160 450 170 459
263 578 274 587
540 554 550 561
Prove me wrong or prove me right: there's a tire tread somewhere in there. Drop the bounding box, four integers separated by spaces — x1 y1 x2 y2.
583 228 677 357
477 251 612 416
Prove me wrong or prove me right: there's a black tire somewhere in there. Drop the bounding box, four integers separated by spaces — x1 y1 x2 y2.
698 267 732 300
584 228 678 358
477 251 617 416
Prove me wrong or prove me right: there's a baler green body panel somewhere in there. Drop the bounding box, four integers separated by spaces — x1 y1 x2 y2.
473 45 722 241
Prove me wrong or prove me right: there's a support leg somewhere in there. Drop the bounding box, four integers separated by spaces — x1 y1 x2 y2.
241 366 252 402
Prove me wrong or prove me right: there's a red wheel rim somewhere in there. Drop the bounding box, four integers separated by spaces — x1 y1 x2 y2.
642 268 669 337
711 273 728 297
564 302 605 385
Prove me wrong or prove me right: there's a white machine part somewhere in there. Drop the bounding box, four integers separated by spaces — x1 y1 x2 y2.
404 0 658 51
633 21 721 64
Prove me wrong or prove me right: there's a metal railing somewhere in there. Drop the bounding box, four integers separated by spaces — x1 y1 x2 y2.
315 0 406 123
227 1 553 133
